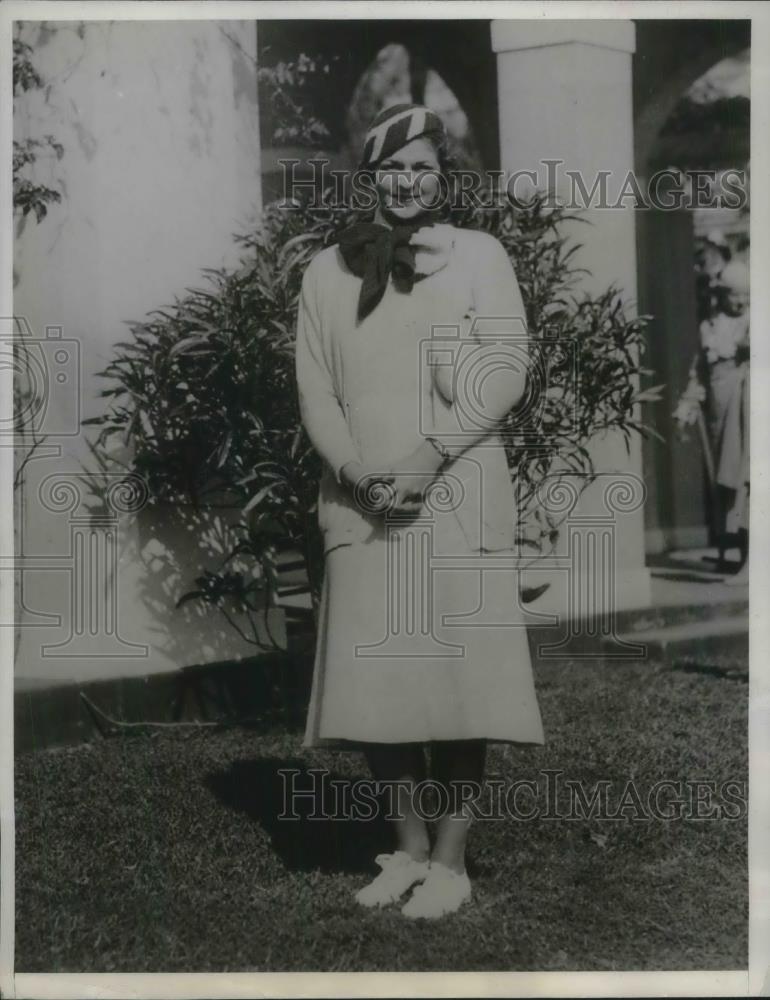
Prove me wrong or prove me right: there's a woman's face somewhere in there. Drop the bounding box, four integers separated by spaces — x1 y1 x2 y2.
726 288 749 315
375 136 442 221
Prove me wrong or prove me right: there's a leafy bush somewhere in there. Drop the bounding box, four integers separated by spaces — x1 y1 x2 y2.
257 52 340 148
85 189 661 624
13 35 64 224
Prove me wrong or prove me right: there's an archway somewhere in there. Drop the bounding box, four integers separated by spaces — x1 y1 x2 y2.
633 18 750 177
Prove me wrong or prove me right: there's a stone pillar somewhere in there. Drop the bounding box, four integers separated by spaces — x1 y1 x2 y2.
492 20 651 616
13 21 266 687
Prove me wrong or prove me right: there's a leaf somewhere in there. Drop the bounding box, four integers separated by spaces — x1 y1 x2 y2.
635 384 666 403
167 336 212 359
243 482 279 514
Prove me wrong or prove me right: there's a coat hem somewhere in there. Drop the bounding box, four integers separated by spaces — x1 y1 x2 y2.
301 734 546 751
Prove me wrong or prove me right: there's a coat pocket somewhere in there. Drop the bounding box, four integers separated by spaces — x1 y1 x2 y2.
317 467 379 551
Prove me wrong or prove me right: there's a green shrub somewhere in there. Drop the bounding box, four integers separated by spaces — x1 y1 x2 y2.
84 189 661 626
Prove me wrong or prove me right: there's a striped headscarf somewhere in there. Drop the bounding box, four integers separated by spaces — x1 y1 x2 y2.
359 103 446 169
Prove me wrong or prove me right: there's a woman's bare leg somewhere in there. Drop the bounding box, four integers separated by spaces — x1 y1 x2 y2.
430 739 486 874
362 742 430 861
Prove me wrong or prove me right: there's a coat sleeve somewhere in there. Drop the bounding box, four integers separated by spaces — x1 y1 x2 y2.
295 257 360 482
452 235 530 438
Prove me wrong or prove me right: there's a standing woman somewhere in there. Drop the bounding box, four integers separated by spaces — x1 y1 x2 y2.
699 260 750 575
714 259 750 585
294 104 544 919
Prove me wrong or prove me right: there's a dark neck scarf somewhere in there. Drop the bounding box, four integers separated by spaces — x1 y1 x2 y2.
338 220 437 322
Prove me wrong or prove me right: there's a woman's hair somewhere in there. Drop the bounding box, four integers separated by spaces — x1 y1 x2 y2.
429 134 463 221
420 129 457 173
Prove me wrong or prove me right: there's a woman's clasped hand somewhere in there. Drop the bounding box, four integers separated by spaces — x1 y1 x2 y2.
340 438 445 517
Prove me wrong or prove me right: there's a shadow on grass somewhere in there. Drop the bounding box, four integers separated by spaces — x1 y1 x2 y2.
206 756 392 875
669 660 749 681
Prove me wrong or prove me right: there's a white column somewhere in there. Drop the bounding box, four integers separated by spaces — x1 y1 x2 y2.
13 21 266 686
492 20 651 616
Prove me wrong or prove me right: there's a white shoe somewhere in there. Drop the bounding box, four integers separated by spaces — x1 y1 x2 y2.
400 861 471 919
355 851 429 908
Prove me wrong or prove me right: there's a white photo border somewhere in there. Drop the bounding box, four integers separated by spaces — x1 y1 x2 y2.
1 2 766 997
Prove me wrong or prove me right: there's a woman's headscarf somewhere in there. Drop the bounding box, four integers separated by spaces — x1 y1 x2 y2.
358 103 446 170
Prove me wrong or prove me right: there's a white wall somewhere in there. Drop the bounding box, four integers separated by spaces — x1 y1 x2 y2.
14 20 266 685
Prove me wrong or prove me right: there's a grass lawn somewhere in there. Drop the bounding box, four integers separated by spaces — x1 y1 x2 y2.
15 655 747 972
